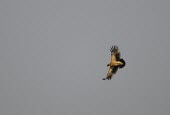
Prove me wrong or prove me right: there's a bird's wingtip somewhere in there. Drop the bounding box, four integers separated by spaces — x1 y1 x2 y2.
102 78 106 80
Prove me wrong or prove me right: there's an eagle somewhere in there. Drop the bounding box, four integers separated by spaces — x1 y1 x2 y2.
103 46 126 80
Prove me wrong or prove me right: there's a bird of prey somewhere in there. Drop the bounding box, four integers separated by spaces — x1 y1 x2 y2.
103 46 126 80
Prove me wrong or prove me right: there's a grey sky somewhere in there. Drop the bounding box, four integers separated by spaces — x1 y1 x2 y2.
0 0 170 115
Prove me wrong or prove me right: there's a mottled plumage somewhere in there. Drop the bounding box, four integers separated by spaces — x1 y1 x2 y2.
103 46 126 80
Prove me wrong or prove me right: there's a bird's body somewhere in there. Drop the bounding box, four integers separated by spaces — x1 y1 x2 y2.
103 46 126 80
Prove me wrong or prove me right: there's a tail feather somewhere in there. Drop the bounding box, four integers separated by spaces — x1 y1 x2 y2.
119 59 126 68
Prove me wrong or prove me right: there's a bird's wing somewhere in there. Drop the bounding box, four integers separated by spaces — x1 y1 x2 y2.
110 46 121 62
106 66 119 80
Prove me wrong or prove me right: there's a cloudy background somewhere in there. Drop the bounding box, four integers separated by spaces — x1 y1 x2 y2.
0 0 170 115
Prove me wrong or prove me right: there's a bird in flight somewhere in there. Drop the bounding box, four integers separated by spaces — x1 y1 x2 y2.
103 46 126 80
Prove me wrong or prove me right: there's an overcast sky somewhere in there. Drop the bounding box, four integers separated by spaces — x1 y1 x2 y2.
0 0 170 115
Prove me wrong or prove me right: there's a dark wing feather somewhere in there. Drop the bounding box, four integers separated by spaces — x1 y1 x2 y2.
105 66 119 80
110 45 121 61
112 66 119 74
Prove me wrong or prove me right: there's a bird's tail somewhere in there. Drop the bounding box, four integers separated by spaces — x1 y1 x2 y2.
118 58 126 68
